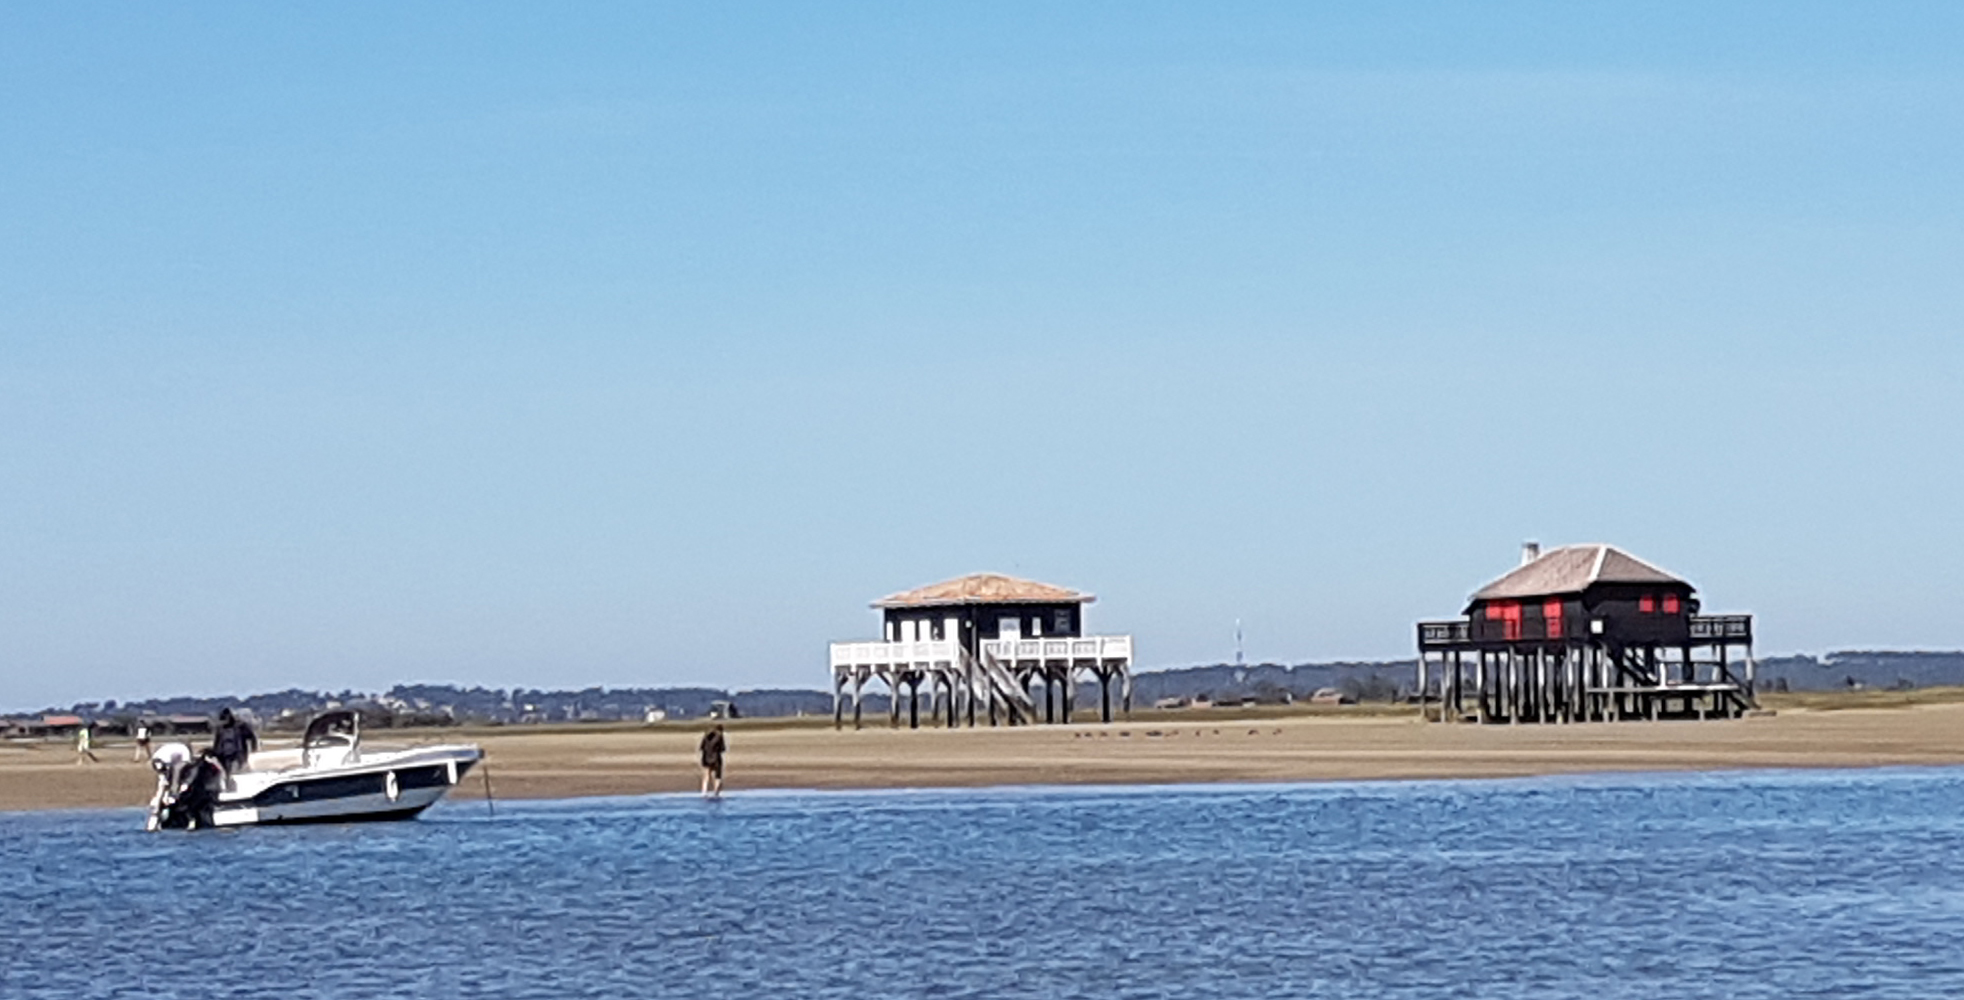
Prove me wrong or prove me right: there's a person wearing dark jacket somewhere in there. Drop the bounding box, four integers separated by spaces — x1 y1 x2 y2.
173 750 226 830
698 725 726 799
211 708 259 783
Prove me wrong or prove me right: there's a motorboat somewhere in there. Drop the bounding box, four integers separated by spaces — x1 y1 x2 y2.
149 710 483 829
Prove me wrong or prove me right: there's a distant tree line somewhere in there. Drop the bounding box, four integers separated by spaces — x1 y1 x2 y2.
17 683 835 729
1752 651 1964 692
1126 661 1412 706
17 651 1964 726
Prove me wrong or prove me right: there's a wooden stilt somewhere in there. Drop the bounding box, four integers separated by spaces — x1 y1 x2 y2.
1746 639 1757 711
1602 652 1618 722
1645 648 1659 721
1443 652 1454 722
1571 645 1583 722
1508 649 1520 725
1418 653 1431 722
1536 648 1549 724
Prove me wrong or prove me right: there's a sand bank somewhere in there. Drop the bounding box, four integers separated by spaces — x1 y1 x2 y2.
8 694 1964 813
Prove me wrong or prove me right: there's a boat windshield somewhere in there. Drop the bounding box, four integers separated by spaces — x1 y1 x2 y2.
301 710 360 763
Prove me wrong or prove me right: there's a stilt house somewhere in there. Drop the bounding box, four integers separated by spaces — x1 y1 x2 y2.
1415 543 1756 723
829 573 1134 729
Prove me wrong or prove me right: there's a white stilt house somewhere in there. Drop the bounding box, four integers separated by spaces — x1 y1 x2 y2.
829 573 1134 729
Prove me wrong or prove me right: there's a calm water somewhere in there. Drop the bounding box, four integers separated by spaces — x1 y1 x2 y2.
4 769 1963 999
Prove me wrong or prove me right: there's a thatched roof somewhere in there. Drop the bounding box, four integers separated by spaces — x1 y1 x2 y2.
1469 544 1688 602
872 573 1095 609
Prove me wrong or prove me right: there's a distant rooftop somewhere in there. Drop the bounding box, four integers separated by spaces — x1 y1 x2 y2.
873 573 1095 609
1470 544 1688 602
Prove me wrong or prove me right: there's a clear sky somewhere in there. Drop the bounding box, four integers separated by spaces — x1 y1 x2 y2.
4 3 1961 709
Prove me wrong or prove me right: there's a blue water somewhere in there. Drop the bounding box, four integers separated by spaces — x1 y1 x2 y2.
4 769 1963 999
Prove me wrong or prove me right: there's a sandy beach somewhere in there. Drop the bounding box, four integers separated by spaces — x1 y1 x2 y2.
7 691 1964 813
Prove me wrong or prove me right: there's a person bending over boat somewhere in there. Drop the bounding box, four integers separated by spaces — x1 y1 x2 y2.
146 742 192 831
699 724 726 799
146 744 224 831
211 708 259 786
173 751 226 830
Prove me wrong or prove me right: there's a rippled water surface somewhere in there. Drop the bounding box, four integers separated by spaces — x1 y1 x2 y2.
5 769 1964 999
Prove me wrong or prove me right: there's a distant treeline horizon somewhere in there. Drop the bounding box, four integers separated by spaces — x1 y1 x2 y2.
14 650 1964 725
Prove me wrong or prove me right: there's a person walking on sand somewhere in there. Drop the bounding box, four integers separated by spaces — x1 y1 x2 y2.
132 720 153 763
698 724 726 799
74 724 99 764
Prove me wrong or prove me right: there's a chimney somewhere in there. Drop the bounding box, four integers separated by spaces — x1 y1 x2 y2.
1521 541 1541 566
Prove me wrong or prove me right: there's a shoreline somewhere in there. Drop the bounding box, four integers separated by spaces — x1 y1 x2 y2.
8 694 1964 813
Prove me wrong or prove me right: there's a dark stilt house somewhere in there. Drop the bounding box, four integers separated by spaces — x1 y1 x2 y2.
1416 544 1755 724
828 573 1134 729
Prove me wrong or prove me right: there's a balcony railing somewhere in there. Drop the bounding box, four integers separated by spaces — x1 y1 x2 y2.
830 635 1134 670
981 635 1132 664
829 639 965 670
1417 620 1471 647
1417 615 1751 647
1689 615 1753 641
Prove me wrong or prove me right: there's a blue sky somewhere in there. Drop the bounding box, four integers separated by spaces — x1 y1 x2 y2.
4 4 1961 708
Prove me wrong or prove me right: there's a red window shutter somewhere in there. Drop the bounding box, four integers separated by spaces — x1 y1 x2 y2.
1662 594 1681 614
1543 600 1563 619
1639 595 1655 613
1485 604 1503 620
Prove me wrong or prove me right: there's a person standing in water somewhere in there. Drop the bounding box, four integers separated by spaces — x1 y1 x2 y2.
698 724 726 799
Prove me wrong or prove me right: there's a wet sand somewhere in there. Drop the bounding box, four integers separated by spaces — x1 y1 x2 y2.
9 696 1964 812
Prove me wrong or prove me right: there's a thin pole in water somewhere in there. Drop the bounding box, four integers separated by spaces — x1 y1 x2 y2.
480 761 496 819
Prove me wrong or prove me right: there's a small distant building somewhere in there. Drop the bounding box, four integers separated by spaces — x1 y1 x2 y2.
1415 543 1756 723
829 572 1134 729
0 715 86 739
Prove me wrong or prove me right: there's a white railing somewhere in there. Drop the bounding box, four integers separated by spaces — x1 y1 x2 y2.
974 644 1039 722
980 635 1132 664
829 639 965 669
831 635 1133 670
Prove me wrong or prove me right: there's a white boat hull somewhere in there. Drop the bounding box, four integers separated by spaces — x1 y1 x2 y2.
211 745 482 827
